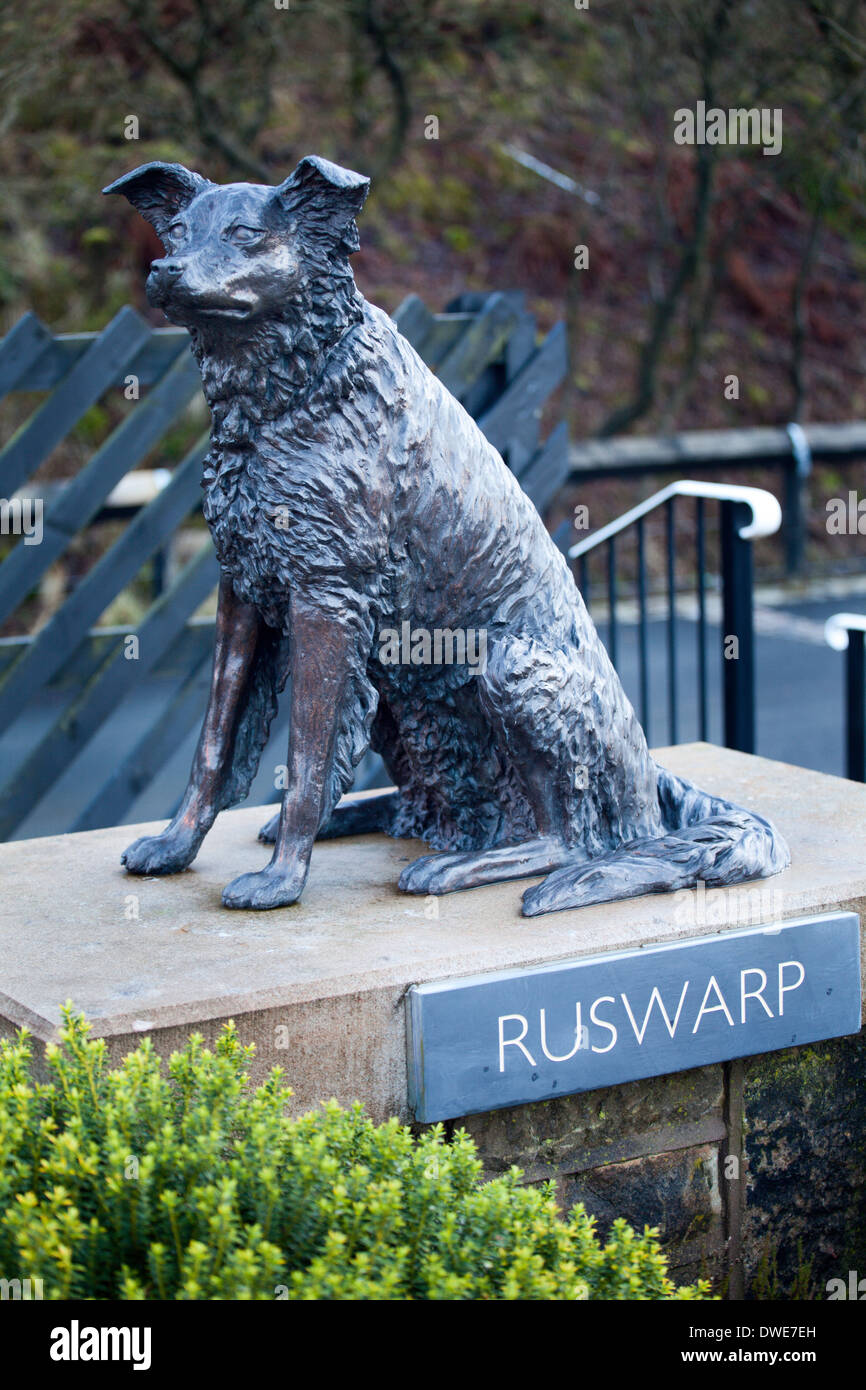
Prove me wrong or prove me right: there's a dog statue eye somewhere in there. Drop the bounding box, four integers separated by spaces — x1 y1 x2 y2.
167 221 186 242
229 225 265 247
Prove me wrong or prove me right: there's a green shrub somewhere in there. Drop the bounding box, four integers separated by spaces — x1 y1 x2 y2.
0 1008 710 1301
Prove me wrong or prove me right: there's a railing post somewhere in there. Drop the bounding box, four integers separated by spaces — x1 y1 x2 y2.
720 499 755 753
784 422 812 577
845 629 865 782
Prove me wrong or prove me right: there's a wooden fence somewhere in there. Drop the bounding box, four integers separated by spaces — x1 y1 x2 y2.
0 291 568 839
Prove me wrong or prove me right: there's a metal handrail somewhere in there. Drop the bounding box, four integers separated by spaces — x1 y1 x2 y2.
568 480 782 558
824 612 866 650
566 480 783 755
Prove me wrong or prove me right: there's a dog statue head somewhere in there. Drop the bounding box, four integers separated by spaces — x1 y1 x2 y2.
104 156 370 332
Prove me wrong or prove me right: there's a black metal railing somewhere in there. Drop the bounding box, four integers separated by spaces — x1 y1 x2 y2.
569 481 782 754
825 614 866 781
566 417 866 578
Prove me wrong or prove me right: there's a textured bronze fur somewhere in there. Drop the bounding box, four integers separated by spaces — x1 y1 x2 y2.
105 156 789 914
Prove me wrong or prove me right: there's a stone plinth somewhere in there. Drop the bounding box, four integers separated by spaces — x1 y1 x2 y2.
2 744 865 1294
1 743 864 1114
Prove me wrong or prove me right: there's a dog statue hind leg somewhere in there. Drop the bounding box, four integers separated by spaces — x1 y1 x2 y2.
258 789 400 845
397 629 657 898
397 628 789 918
521 765 790 917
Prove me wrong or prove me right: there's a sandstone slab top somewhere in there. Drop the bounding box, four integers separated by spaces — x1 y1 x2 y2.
1 744 864 1039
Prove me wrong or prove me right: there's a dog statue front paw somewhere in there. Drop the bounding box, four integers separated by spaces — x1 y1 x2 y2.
121 827 200 876
221 863 306 910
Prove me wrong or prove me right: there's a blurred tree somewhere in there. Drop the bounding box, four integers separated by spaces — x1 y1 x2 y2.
594 0 812 435
783 0 866 419
0 0 863 441
113 0 280 181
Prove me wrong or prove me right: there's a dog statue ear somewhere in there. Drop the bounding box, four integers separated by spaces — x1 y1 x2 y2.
103 162 210 236
273 155 370 254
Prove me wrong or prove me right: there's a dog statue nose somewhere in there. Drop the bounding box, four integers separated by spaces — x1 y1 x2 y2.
152 258 184 278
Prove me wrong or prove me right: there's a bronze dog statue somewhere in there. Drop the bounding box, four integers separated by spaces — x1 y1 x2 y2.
105 156 789 914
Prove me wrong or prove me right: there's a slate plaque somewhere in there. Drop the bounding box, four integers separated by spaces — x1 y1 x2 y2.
407 911 861 1122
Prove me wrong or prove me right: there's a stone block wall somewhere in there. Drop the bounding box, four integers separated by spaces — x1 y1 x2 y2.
444 1027 866 1297
742 1030 866 1297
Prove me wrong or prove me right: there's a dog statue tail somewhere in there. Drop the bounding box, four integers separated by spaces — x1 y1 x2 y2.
521 762 789 917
